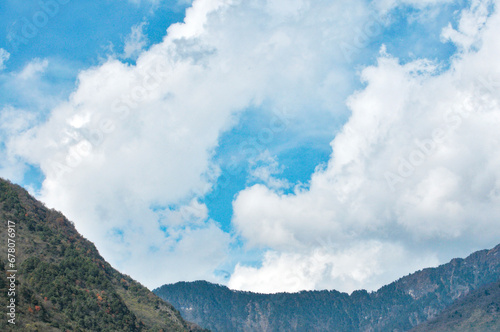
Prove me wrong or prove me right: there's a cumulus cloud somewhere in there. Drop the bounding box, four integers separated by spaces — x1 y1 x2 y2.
6 0 379 288
230 0 500 293
0 48 10 70
229 242 438 293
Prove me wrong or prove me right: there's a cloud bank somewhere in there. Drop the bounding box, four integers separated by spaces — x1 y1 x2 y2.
229 0 500 293
6 0 377 288
3 0 499 294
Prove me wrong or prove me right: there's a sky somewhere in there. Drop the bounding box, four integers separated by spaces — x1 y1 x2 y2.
1 0 500 294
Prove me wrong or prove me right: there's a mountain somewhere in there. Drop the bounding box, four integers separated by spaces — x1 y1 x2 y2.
154 244 500 332
410 279 500 332
3 174 498 332
0 178 206 331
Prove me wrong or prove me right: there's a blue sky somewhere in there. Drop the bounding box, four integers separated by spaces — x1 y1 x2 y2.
2 0 500 293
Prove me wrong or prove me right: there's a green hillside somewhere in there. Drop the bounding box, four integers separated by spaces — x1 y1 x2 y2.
0 178 206 331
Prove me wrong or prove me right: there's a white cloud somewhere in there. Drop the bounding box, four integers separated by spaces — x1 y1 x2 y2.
248 151 290 191
3 58 65 114
6 0 380 288
17 58 49 80
231 0 500 293
0 106 37 139
0 106 38 184
0 48 10 70
161 199 209 226
123 22 149 59
441 0 493 50
229 242 438 294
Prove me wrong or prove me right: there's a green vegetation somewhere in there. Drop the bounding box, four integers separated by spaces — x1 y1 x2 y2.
0 178 205 331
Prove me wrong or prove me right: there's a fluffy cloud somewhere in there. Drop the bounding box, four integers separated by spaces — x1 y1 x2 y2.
6 0 378 288
229 242 438 293
231 0 500 293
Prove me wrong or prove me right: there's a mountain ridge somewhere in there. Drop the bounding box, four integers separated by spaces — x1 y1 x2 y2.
155 244 500 331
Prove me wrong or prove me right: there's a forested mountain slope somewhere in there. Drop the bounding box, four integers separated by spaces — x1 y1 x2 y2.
0 178 205 332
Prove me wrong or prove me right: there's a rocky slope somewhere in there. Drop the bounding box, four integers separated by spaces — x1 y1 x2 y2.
410 278 500 332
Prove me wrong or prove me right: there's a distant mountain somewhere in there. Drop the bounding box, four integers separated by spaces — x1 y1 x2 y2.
410 279 500 332
0 178 206 331
155 244 500 332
